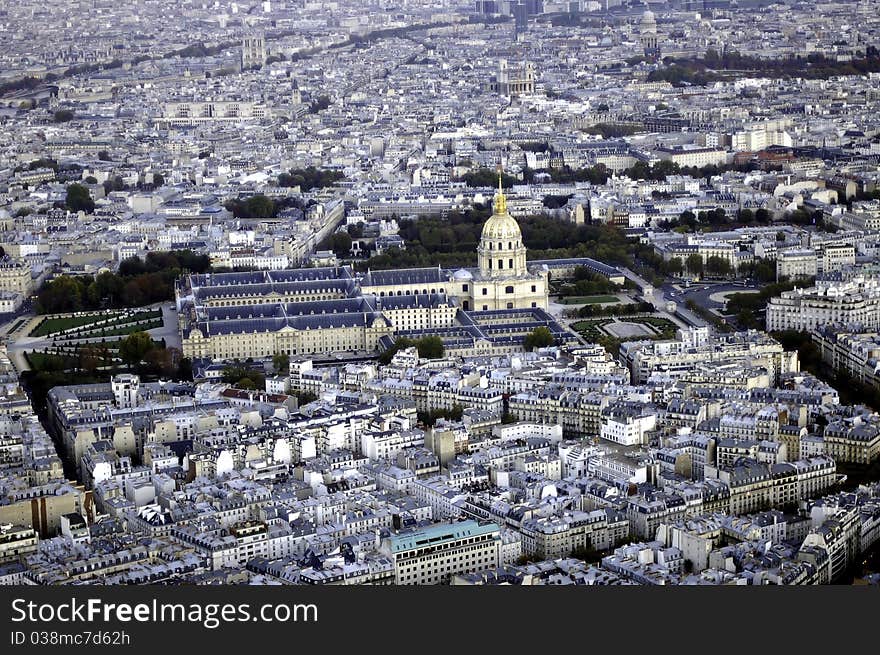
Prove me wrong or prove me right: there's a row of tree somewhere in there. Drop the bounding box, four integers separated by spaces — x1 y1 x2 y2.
648 49 880 87
361 207 635 265
555 269 620 297
277 166 345 191
461 159 765 191
35 251 211 314
20 336 192 416
574 301 655 319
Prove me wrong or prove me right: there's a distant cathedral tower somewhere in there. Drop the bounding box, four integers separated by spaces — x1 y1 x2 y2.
242 32 267 70
640 10 661 59
493 59 536 98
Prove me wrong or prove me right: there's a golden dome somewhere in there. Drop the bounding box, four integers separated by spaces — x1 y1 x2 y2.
480 172 522 242
481 211 523 242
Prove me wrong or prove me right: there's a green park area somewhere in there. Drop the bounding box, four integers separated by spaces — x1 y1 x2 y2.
572 315 679 354
30 313 114 337
29 309 163 338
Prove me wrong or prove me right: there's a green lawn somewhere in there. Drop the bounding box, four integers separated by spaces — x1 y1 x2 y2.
572 316 679 342
559 295 620 305
30 314 115 337
634 316 679 339
25 350 80 371
571 319 613 340
31 309 162 338
63 319 163 340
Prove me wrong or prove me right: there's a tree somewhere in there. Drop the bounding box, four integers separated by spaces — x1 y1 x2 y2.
378 337 415 365
224 195 276 218
685 254 704 276
705 255 732 277
176 357 193 381
78 345 101 374
53 109 74 122
328 232 352 259
35 275 84 313
679 210 697 230
524 326 555 351
753 258 776 283
65 183 95 213
119 331 155 368
272 352 290 374
278 166 344 191
144 347 175 377
102 176 126 195
417 335 445 359
295 391 318 405
309 94 332 113
665 258 684 276
84 175 98 184
97 150 111 161
152 173 165 187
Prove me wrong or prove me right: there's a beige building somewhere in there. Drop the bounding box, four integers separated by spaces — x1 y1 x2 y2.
520 510 628 560
776 248 818 282
0 524 39 563
0 257 33 296
823 419 880 465
766 276 880 333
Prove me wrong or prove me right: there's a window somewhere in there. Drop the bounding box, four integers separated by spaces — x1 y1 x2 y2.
505 285 514 294
482 305 488 311
482 288 488 296
509 258 513 269
531 285 536 292
462 284 468 292
498 259 503 269
507 302 514 309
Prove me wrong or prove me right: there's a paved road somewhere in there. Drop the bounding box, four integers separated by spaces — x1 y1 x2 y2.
148 303 181 349
663 280 762 311
620 268 708 328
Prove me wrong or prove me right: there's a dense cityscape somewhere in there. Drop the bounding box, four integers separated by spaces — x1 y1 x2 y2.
2 0 880 586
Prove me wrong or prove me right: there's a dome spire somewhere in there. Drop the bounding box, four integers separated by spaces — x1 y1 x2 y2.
494 166 507 215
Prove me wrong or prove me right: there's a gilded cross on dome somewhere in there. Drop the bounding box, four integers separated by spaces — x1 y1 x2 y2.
494 167 507 215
